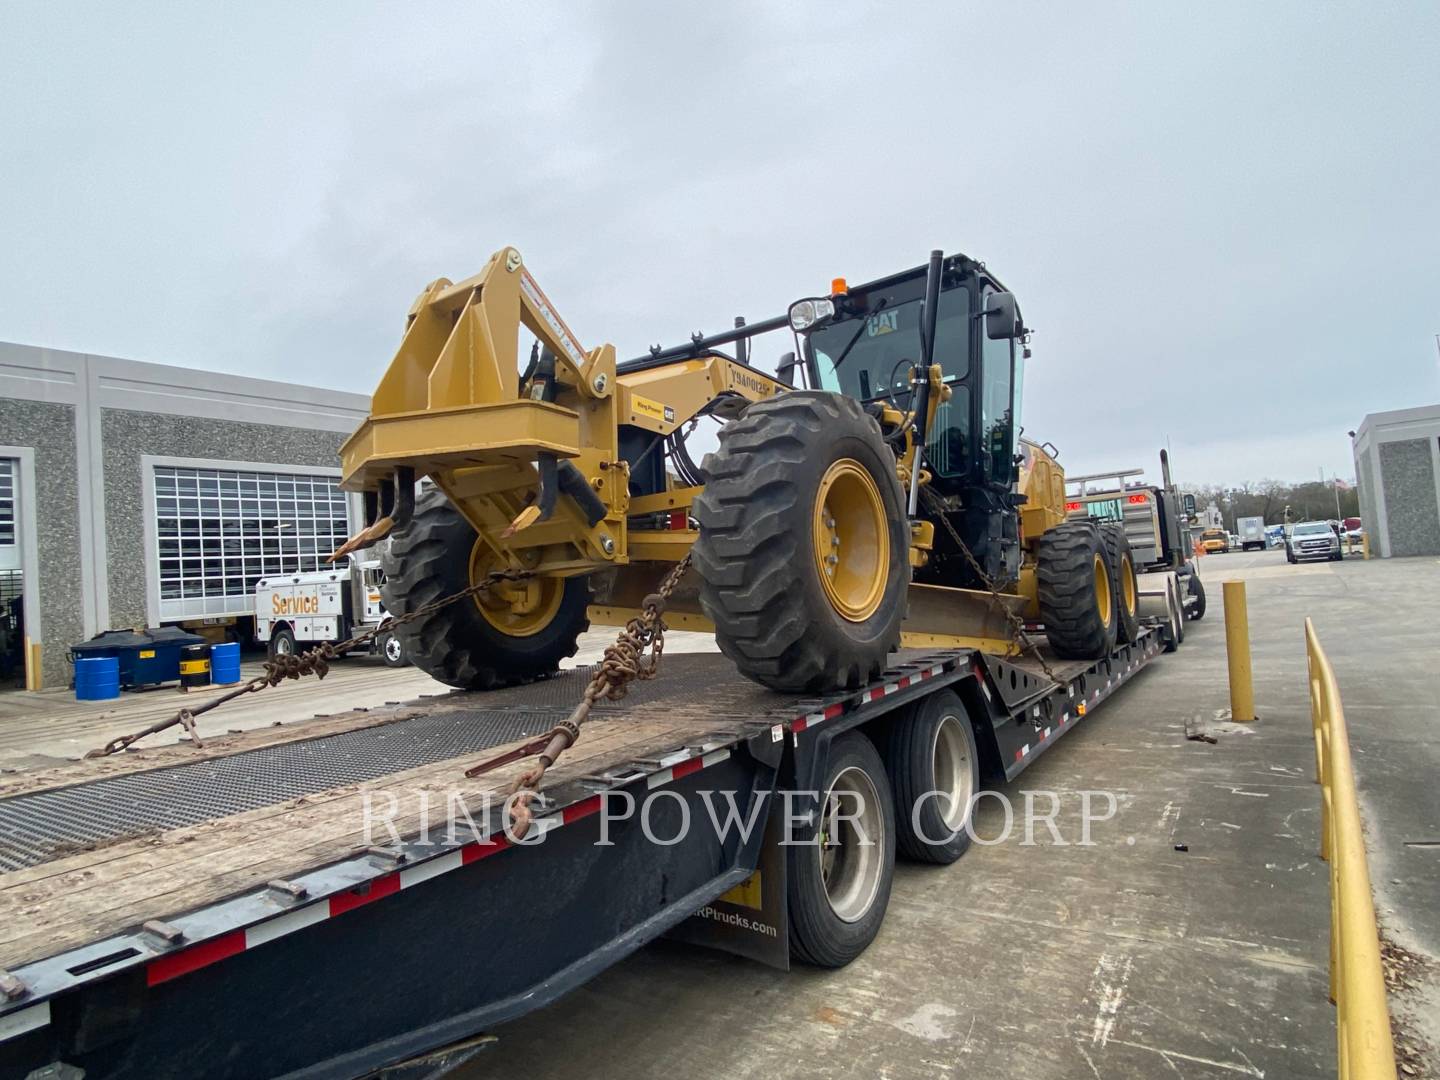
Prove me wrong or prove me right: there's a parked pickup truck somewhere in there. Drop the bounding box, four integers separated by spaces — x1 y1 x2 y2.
1286 520 1344 563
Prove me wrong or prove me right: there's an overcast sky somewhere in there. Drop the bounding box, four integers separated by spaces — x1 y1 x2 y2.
2 2 1437 486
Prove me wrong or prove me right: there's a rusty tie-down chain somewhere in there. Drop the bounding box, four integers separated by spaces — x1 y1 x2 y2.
918 486 1065 688
86 567 536 758
464 554 693 839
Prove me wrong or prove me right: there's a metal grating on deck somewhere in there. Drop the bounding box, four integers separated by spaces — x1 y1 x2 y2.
0 702 586 873
0 651 878 873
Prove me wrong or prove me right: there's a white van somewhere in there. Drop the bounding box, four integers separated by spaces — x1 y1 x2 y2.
254 557 406 666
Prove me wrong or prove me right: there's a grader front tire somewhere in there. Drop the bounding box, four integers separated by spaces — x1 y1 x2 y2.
691 391 909 693
380 488 589 690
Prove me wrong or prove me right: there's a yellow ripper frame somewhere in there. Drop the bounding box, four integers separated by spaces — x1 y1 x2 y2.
338 246 782 582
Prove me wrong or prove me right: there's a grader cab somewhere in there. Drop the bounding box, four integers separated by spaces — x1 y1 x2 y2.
336 248 1139 693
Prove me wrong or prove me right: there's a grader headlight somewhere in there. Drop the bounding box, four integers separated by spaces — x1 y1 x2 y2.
788 296 836 332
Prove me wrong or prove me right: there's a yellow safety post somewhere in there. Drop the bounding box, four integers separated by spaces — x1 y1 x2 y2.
1222 580 1255 721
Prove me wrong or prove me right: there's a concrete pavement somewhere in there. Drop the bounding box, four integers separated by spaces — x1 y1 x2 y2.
464 548 1414 1079
3 550 1432 1075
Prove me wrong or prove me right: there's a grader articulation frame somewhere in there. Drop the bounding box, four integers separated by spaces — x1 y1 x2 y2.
337 247 1137 692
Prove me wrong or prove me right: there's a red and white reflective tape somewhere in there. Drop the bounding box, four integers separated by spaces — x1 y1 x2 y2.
791 663 947 738
646 748 731 790
790 702 843 734
862 662 947 705
137 746 733 990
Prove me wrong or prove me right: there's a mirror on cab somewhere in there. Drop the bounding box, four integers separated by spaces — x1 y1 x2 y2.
775 351 799 386
1182 493 1197 517
985 291 1021 340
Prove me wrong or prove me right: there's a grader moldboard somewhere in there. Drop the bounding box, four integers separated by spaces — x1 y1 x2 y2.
336 247 1140 695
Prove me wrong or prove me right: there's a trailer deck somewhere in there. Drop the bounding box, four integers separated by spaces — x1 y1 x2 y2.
0 630 1167 1079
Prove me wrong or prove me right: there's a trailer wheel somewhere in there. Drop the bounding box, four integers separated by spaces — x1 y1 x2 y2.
1097 523 1141 644
378 630 407 667
692 391 909 692
267 625 296 660
1187 571 1207 620
1035 521 1117 660
885 690 979 864
788 732 896 967
381 488 589 690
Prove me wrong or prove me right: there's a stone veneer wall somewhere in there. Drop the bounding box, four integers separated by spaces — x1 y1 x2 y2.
100 409 349 628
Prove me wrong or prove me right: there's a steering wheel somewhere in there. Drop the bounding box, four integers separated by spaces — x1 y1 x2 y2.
877 358 915 404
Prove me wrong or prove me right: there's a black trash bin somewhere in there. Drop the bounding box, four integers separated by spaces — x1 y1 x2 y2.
69 627 208 688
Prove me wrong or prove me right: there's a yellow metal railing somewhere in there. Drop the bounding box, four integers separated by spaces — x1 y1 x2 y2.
1306 618 1397 1079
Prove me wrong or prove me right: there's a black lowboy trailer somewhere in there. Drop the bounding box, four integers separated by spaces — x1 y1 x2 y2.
0 625 1173 1080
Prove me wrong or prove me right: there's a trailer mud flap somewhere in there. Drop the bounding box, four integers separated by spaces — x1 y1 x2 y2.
665 799 789 971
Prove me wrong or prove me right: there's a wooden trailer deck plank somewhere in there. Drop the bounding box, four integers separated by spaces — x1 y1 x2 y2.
0 704 758 970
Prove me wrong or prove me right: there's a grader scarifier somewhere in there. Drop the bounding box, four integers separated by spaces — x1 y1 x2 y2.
336 247 1139 692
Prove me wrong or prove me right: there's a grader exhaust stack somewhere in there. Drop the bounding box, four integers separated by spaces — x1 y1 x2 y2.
338 247 1140 694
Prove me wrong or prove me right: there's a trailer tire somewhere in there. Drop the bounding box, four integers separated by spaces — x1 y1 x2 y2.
381 488 589 690
378 630 407 668
788 732 896 968
1035 521 1117 660
267 625 296 660
1187 571 1206 620
692 391 909 692
885 690 979 864
1098 522 1141 644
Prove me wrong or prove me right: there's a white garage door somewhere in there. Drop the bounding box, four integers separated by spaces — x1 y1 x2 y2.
153 465 353 621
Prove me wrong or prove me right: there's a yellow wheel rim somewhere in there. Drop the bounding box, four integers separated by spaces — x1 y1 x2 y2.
813 459 889 623
469 543 564 638
1093 554 1113 628
1120 553 1137 616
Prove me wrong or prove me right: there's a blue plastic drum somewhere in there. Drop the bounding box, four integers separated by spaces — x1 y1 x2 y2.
75 656 120 701
210 641 241 686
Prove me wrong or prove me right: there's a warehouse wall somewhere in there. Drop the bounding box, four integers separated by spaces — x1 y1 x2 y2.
101 409 349 628
1378 438 1440 557
0 398 84 688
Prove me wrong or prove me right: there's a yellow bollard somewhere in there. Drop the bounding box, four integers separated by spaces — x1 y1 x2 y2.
1223 580 1255 721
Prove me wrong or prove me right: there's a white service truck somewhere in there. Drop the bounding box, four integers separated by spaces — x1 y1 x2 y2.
254 557 407 666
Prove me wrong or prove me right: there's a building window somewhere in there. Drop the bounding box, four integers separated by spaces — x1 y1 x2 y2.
153 465 352 620
0 459 15 548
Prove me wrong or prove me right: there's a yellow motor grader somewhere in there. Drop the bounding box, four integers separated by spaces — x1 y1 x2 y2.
336 247 1139 692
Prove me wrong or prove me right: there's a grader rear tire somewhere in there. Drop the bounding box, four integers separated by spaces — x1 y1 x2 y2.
1035 521 1118 660
691 391 909 692
380 488 589 690
1098 522 1141 644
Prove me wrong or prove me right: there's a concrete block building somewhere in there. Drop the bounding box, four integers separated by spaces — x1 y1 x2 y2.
1352 403 1440 558
0 342 370 689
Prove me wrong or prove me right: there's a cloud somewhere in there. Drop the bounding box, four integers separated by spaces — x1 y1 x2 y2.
1 1 1436 484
